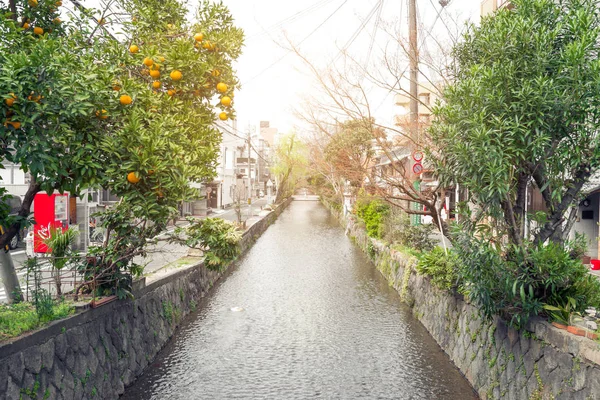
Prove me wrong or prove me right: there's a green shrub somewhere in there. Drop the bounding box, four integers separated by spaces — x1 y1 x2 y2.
416 247 461 290
0 300 74 339
354 197 389 239
173 217 243 271
452 226 600 329
383 209 435 252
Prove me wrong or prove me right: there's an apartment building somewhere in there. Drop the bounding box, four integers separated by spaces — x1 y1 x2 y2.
481 0 513 16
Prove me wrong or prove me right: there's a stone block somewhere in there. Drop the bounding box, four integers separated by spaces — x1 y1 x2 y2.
65 348 75 371
61 368 75 390
5 377 20 400
66 327 86 354
54 333 68 361
73 354 88 379
7 352 24 383
23 346 42 375
0 359 7 394
40 339 55 372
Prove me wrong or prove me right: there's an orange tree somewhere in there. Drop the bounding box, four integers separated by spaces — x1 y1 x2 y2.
86 0 243 298
0 0 243 301
0 0 122 301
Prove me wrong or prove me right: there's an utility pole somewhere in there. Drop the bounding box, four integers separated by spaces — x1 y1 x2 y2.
408 0 418 145
247 129 252 219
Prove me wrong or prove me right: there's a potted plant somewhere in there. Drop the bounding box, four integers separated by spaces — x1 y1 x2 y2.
543 297 576 330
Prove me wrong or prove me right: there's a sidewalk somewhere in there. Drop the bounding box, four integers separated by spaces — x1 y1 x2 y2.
0 199 273 302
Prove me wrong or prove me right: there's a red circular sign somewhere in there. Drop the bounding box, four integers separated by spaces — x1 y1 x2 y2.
413 163 423 174
412 150 424 162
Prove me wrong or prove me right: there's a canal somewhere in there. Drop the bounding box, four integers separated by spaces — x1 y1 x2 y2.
122 200 477 399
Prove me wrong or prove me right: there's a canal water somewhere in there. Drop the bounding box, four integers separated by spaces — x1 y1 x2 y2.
122 200 477 399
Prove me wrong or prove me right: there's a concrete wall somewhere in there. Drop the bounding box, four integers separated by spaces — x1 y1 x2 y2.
0 197 292 400
329 202 600 400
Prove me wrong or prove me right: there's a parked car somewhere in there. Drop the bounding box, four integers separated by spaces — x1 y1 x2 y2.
1 195 24 250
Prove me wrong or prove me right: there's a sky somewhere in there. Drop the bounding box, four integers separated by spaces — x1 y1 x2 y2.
79 0 482 136
205 0 482 135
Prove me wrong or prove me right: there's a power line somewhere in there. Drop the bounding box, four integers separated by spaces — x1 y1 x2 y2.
248 0 336 40
242 0 349 85
331 0 383 63
216 123 273 165
362 0 385 75
426 0 456 43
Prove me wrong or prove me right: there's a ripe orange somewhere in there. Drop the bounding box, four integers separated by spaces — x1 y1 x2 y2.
194 33 203 42
4 121 21 129
95 109 108 119
167 90 176 97
54 18 61 24
28 0 37 6
22 22 30 29
220 96 231 107
202 41 212 50
5 94 16 107
218 112 228 121
216 82 227 93
120 95 132 105
127 172 140 184
129 44 139 53
152 81 161 89
27 93 42 102
56 0 62 5
143 57 153 67
158 56 165 63
170 70 182 81
149 70 160 79
33 27 43 35
97 18 105 25
211 69 220 77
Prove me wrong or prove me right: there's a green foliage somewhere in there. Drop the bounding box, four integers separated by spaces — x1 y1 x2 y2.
543 297 576 326
430 0 600 246
42 226 78 271
323 118 375 187
354 197 389 239
273 133 308 203
383 209 435 252
82 203 154 300
0 300 73 339
452 224 600 329
0 0 244 301
416 247 460 291
173 217 242 271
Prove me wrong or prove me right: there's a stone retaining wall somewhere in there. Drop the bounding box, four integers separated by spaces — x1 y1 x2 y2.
0 198 292 400
329 203 600 400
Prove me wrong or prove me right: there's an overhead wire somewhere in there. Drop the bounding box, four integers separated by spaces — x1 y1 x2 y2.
248 0 336 40
242 0 350 85
216 123 273 165
373 0 444 113
426 0 456 43
363 0 384 71
331 0 384 63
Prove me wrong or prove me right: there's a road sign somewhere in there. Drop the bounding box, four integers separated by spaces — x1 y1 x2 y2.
412 163 423 174
412 150 424 162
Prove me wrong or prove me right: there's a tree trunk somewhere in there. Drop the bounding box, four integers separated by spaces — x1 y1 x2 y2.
0 250 21 303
